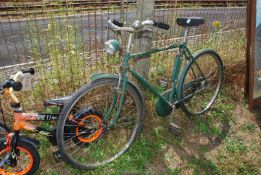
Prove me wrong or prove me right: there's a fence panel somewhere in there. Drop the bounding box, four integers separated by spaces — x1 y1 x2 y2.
0 0 246 113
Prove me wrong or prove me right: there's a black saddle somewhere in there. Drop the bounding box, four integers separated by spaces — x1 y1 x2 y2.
44 95 70 106
176 17 205 27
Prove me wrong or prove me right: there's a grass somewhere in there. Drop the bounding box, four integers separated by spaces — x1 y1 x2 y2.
225 137 248 154
241 123 256 133
30 86 260 175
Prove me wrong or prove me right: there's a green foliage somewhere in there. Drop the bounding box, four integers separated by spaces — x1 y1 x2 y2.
49 170 60 175
38 135 52 158
225 137 248 154
43 106 61 113
241 123 256 133
194 121 222 136
189 157 221 175
90 135 157 174
236 162 258 175
28 6 88 101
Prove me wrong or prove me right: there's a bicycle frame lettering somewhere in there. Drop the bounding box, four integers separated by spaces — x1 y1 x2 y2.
13 112 59 134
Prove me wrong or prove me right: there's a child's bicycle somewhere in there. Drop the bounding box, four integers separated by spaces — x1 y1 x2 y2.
55 17 224 169
0 68 99 174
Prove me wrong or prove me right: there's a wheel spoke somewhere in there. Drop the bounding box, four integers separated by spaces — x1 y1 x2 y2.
57 79 143 169
180 51 223 115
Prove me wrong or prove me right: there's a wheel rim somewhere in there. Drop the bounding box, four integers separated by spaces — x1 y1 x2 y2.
60 81 141 167
181 52 222 115
0 146 34 175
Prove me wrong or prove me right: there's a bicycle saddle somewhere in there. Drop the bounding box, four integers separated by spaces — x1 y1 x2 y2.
44 95 70 106
176 17 205 27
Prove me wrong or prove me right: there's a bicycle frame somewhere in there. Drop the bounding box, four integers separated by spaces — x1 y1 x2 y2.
13 112 59 136
1 85 62 137
106 40 195 126
129 43 194 102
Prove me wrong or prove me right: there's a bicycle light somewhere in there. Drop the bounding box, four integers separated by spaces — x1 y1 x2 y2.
104 39 120 55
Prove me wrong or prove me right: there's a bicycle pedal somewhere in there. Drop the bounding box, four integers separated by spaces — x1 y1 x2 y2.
168 123 182 136
53 151 63 162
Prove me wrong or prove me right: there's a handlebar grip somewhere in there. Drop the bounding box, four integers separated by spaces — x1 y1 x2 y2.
112 19 124 27
22 68 35 75
153 21 170 30
12 82 23 91
6 80 22 91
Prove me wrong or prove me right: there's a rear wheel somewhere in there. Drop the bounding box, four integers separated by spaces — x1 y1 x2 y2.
56 78 144 169
178 50 223 116
0 140 40 175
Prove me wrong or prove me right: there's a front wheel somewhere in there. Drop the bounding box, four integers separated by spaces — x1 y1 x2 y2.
178 49 224 116
0 140 40 175
56 78 144 169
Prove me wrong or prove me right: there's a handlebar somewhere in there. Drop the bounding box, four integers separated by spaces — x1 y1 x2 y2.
0 68 35 109
153 21 170 30
108 19 170 32
2 68 35 92
22 68 35 75
3 80 22 92
112 19 124 27
108 20 135 32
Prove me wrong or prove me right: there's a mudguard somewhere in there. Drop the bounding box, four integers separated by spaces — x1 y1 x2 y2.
91 73 144 105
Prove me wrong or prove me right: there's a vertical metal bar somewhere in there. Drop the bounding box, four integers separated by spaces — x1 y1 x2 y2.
169 54 181 102
183 28 189 43
126 33 133 53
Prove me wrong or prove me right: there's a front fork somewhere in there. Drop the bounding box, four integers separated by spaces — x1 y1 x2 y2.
69 73 128 129
6 131 20 167
107 72 128 128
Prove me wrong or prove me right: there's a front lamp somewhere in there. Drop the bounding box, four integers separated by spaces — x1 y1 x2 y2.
104 39 120 55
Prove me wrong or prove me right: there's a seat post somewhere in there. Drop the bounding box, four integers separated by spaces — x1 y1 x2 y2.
183 27 190 43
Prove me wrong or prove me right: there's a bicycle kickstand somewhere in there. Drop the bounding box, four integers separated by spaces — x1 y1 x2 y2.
168 106 182 136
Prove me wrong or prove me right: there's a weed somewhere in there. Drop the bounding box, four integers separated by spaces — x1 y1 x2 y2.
241 123 256 133
91 135 157 174
225 137 248 154
236 162 258 175
167 168 182 175
190 157 221 175
38 135 52 158
49 170 60 175
43 106 61 114
194 121 222 136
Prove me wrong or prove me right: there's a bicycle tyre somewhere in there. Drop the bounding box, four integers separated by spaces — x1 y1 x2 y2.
56 78 144 169
0 140 40 175
178 49 223 116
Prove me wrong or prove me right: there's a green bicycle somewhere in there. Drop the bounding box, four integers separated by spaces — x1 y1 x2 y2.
56 17 224 169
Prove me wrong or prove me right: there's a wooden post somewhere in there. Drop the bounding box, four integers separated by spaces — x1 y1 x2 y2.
135 0 155 79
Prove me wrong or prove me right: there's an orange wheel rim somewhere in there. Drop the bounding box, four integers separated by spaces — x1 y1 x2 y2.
0 146 34 175
75 115 103 143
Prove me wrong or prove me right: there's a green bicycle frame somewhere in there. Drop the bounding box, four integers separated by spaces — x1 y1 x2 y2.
107 41 195 127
